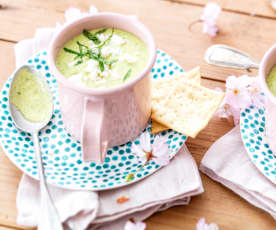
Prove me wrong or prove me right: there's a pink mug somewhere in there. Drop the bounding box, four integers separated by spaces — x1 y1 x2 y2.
259 44 276 155
48 13 156 163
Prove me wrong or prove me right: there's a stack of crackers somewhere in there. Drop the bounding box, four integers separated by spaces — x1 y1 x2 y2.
151 67 225 138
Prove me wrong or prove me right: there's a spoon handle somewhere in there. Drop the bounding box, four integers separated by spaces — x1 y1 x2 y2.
32 132 64 230
204 44 259 69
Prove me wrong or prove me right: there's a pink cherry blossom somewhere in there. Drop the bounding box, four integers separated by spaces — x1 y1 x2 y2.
215 87 232 119
65 5 98 23
124 220 146 230
196 218 219 230
271 0 276 10
201 3 221 37
132 132 170 166
225 75 252 109
216 75 265 125
247 77 265 109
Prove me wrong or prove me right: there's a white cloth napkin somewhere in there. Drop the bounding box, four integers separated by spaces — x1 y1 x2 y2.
17 146 203 230
14 26 203 229
200 126 276 220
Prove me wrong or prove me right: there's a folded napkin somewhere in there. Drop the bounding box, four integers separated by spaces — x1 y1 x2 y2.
200 126 276 220
14 14 203 229
17 145 203 230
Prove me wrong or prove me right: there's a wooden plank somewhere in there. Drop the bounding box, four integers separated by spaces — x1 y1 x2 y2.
169 0 276 19
0 225 21 230
0 0 275 81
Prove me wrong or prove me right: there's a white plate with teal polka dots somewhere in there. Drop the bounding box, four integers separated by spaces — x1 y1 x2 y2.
0 49 187 191
240 105 276 184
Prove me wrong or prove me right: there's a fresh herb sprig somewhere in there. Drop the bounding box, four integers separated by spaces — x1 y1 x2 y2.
63 28 117 72
123 69 132 81
82 29 101 45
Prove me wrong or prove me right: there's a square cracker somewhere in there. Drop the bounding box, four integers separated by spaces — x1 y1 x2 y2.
151 66 201 134
151 78 224 138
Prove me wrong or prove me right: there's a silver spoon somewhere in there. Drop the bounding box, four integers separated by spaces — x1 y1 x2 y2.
204 44 259 70
8 65 63 230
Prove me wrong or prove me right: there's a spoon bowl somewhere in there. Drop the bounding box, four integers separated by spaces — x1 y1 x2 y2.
8 65 53 133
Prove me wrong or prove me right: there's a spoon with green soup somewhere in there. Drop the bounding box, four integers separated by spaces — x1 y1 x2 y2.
9 66 63 230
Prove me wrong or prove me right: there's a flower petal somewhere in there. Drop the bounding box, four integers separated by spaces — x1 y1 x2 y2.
139 132 152 153
89 5 98 14
131 144 145 158
196 218 208 230
154 154 170 166
124 220 146 230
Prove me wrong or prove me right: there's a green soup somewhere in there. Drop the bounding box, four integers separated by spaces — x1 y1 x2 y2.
56 28 149 88
267 65 276 96
10 67 52 123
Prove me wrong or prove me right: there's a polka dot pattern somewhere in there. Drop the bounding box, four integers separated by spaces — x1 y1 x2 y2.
0 49 187 191
240 105 276 184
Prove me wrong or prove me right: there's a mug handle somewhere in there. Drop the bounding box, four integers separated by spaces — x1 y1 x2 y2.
81 97 108 163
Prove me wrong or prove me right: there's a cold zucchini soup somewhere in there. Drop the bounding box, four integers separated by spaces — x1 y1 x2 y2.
56 28 149 88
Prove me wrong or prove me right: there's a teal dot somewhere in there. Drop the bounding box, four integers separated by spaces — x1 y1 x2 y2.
34 58 39 62
96 165 102 170
46 73 51 77
104 157 110 163
121 156 127 161
45 129 51 134
249 148 255 152
258 109 264 114
119 150 124 155
126 148 131 153
111 165 116 169
128 155 134 160
169 71 174 75
153 74 158 79
113 146 119 151
36 65 42 69
112 156 118 161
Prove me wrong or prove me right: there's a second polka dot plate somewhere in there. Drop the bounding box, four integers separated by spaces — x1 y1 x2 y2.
240 105 276 184
0 49 187 191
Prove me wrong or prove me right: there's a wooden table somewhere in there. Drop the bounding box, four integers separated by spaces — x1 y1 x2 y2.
0 0 275 229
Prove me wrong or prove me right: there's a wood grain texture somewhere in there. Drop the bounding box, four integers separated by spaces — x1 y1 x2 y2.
2 0 276 81
0 0 275 229
170 0 276 19
0 225 20 230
